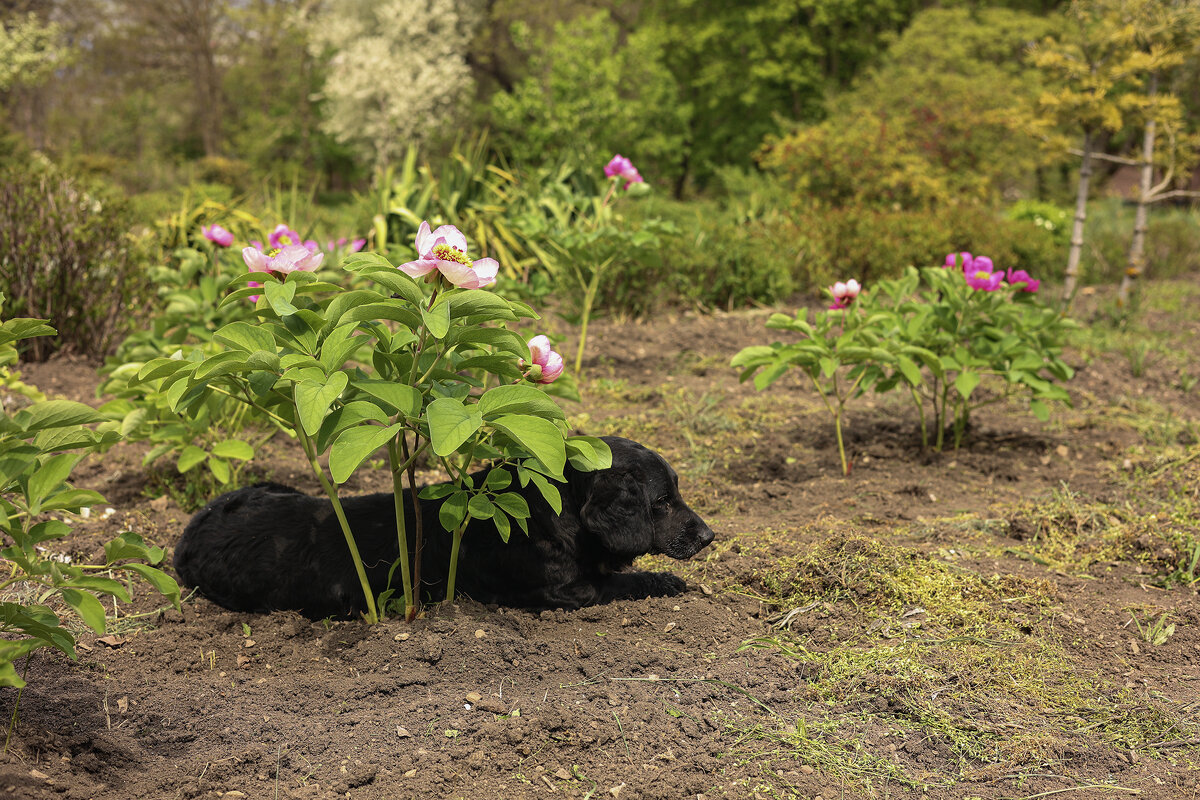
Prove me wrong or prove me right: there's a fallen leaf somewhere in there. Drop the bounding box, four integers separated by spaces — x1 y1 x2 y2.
465 692 482 704
396 726 411 738
96 635 127 648
553 768 572 780
30 770 50 781
117 696 128 714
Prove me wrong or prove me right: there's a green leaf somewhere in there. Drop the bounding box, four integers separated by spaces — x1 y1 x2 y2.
28 453 83 513
192 351 250 381
566 436 612 471
210 439 254 461
60 588 107 635
467 493 496 520
264 281 298 316
59 576 131 603
446 290 518 321
19 400 105 431
1030 399 1050 422
294 371 349 437
177 445 208 473
493 491 530 520
427 398 483 457
488 414 566 481
135 357 190 383
955 370 981 400
897 355 923 387
438 490 468 533
421 300 450 339
351 380 421 418
328 423 402 484
478 384 567 422
121 563 182 610
214 321 276 354
316 401 391 453
492 509 511 543
41 489 105 512
519 467 562 515
104 532 165 565
485 468 512 490
207 457 230 484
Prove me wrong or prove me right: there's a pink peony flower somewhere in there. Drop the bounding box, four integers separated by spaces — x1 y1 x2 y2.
248 280 264 303
268 224 303 250
972 255 994 274
1006 268 1040 293
965 267 1005 291
945 252 974 272
521 335 564 384
202 224 234 248
398 221 498 290
604 154 644 189
242 243 325 276
828 279 861 310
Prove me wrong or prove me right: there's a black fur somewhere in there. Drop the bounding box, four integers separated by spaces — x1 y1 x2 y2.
173 437 715 618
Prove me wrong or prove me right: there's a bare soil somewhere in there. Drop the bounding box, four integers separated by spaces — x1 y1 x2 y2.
2 284 1199 800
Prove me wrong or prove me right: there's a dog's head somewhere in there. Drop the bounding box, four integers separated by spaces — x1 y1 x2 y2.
579 437 715 560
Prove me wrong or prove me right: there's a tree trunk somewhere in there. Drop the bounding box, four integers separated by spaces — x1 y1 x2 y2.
1061 130 1095 310
1118 71 1158 308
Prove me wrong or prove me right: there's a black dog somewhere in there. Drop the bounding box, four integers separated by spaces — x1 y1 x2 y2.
173 437 715 618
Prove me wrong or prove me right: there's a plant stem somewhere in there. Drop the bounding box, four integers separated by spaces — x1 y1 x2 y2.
444 520 469 605
910 385 928 449
401 433 425 622
297 429 378 624
573 260 610 376
386 439 414 618
833 407 849 476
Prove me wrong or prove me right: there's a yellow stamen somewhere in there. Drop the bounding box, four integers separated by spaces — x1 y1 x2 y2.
432 243 471 266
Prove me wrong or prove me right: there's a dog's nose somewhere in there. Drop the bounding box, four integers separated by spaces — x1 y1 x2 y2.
696 521 715 548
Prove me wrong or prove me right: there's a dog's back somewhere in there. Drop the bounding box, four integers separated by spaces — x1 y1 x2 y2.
175 482 372 617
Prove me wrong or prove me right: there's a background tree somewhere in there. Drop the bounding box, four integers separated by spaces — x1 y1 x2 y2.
307 0 484 172
1031 0 1183 308
1116 0 1200 307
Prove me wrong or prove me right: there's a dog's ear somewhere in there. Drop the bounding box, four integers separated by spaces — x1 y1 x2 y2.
580 470 652 556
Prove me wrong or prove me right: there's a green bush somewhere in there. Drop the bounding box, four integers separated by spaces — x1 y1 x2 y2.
0 163 152 360
1080 198 1200 285
796 202 1064 290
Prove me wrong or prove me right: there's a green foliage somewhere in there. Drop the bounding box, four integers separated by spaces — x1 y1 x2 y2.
762 6 1056 208
1080 199 1200 285
490 11 688 188
143 243 609 622
734 262 1076 467
795 203 1065 290
0 304 180 690
1007 199 1073 247
0 162 153 361
98 246 274 502
0 13 71 92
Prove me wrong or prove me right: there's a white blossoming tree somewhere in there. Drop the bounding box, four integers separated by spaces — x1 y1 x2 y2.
308 0 482 171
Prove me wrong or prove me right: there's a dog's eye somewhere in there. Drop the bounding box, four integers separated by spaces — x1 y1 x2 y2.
654 496 671 510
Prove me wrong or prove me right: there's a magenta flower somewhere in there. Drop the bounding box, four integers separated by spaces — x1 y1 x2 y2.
398 221 498 290
521 335 564 384
202 224 234 248
326 237 367 254
972 255 994 274
828 279 861 310
1006 268 1041 293
247 280 264 303
268 224 303 250
604 154 644 189
241 243 325 276
944 252 974 272
965 267 1005 291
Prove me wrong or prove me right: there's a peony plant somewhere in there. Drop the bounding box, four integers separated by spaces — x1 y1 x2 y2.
131 219 609 623
734 252 1075 470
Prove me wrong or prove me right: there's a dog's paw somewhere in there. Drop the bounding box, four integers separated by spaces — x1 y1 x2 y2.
649 572 687 596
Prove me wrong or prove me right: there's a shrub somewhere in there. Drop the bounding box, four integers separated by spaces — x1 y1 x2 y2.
1080 198 1200 285
0 163 151 360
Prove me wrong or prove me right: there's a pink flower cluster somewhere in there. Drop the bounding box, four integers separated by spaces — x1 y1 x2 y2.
828 279 861 310
521 335 564 384
604 154 644 189
202 224 234 248
944 252 1040 293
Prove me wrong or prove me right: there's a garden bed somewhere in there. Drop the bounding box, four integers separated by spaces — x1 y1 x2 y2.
2 283 1199 800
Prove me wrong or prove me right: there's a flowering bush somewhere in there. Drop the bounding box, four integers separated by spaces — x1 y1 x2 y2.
133 220 608 623
734 252 1075 470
